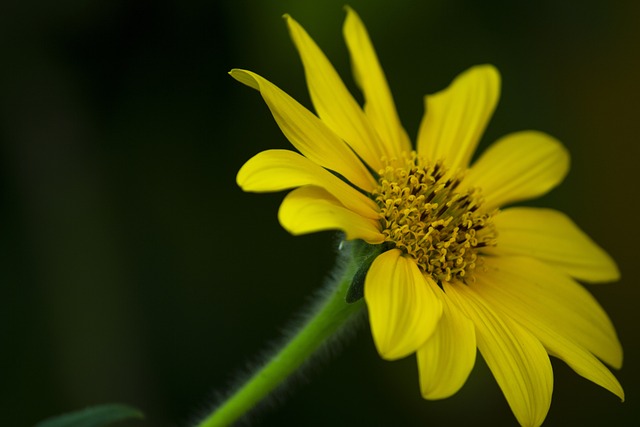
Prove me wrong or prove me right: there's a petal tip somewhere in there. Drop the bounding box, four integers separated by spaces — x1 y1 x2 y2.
343 5 357 18
283 13 297 28
228 68 242 80
608 261 622 282
229 69 260 91
235 163 250 189
464 64 501 88
611 346 624 370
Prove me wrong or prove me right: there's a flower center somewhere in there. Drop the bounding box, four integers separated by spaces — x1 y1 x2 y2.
372 153 497 284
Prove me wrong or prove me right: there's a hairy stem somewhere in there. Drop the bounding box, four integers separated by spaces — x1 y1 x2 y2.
194 249 365 427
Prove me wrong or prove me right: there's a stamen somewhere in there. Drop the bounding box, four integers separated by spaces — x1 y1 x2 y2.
372 153 497 284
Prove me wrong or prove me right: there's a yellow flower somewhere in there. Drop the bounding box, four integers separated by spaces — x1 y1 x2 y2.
230 8 623 427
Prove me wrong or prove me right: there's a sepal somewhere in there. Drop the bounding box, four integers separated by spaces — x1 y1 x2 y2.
345 241 387 303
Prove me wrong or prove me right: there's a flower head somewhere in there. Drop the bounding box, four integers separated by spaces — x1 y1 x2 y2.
231 8 623 427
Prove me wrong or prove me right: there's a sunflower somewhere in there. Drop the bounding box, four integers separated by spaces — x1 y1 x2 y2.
230 8 623 427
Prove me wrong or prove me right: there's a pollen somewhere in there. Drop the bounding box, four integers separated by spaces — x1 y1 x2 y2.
372 153 497 284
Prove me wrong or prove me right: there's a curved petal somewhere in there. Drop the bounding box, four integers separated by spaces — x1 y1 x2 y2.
477 256 622 369
285 14 388 171
473 258 623 400
237 149 379 220
545 336 624 401
417 282 476 400
365 249 443 360
278 186 384 244
416 65 500 172
474 268 623 399
445 281 553 427
343 7 411 157
230 69 376 191
464 131 570 210
487 207 619 283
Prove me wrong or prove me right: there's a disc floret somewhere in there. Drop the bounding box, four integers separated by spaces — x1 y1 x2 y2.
373 153 497 283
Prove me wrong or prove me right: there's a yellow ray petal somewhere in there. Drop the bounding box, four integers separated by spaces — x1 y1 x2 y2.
416 65 500 172
476 256 623 369
285 14 387 171
237 149 379 220
343 7 411 157
365 249 443 360
545 336 624 401
474 267 624 400
487 207 619 283
464 131 569 210
417 281 476 400
278 186 384 244
445 282 553 427
230 69 376 191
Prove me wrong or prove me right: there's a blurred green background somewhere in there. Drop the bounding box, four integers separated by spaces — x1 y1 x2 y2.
2 0 639 426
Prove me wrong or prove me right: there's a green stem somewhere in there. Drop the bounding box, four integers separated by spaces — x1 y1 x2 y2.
195 254 365 427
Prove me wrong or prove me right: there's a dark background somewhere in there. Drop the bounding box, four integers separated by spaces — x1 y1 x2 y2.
2 0 639 426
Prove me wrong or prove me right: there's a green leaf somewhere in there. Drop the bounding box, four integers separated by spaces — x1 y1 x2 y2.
346 242 387 304
34 403 144 427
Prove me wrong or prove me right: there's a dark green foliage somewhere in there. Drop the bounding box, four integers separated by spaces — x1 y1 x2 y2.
34 404 143 427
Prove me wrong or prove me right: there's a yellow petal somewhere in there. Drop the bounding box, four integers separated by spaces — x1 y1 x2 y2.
488 207 619 283
416 65 500 172
229 69 376 191
445 282 553 427
474 267 623 400
417 282 476 400
474 258 623 400
285 14 387 171
477 256 622 370
343 7 411 157
545 336 624 401
237 149 379 220
278 186 384 244
365 249 443 360
464 131 569 210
